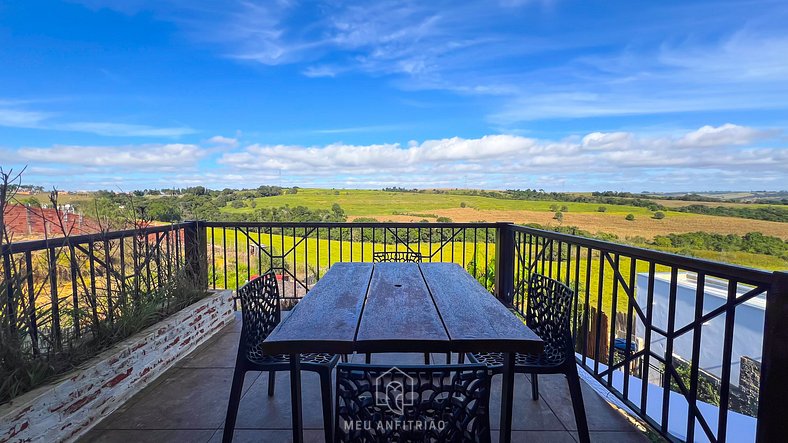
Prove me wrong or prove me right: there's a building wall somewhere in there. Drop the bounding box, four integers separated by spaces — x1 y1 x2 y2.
635 273 764 386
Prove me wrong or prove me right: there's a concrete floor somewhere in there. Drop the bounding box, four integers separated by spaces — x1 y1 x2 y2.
80 313 658 443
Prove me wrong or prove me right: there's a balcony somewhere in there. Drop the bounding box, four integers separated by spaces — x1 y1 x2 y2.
1 221 785 442
79 312 653 443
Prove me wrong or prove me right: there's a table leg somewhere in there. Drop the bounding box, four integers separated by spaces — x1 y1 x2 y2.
499 352 515 443
290 353 303 443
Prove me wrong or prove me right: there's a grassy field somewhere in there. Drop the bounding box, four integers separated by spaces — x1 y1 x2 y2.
220 189 788 241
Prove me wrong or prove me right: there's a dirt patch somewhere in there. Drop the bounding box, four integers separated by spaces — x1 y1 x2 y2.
359 208 788 240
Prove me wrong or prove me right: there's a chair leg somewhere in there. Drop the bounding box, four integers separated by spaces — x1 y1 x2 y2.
222 368 246 443
566 365 590 443
424 353 431 365
267 370 276 397
365 353 371 364
531 373 539 400
319 370 334 443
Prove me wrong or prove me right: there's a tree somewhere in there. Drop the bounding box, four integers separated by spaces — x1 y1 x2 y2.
598 206 607 212
625 213 635 221
653 211 665 219
560 205 569 212
331 203 345 219
553 211 563 222
230 200 245 208
549 204 558 212
21 196 41 208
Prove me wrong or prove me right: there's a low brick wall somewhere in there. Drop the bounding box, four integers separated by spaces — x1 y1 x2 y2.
0 290 234 443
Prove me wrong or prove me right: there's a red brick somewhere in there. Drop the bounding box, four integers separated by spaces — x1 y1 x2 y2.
102 367 133 388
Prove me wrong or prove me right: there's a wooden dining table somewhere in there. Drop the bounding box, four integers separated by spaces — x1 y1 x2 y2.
261 261 544 443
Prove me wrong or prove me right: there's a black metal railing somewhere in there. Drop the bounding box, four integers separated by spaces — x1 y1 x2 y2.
0 223 191 356
506 224 784 443
1 220 785 443
202 221 500 303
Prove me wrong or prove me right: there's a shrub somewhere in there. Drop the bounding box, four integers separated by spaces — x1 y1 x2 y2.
598 206 607 212
553 211 563 222
460 202 467 208
436 216 453 222
549 204 558 212
230 200 245 208
625 213 635 221
653 211 665 219
560 205 569 212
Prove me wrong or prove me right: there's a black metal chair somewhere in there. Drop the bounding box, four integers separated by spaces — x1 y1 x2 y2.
335 363 492 442
223 272 339 443
369 251 450 365
373 250 423 263
464 273 590 443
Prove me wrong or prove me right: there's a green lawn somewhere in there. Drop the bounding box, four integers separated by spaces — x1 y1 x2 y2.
219 188 676 217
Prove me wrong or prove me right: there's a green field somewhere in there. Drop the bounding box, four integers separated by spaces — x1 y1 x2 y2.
219 188 674 217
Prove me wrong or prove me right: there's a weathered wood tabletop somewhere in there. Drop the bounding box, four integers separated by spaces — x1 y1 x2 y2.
262 261 543 355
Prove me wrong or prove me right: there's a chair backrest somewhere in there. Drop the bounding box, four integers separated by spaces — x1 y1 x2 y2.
335 363 491 443
372 251 423 263
236 272 281 361
525 273 575 365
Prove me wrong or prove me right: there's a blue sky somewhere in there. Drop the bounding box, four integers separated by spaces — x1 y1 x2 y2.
1 0 786 191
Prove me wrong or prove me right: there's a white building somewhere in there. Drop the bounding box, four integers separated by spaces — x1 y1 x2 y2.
635 272 764 386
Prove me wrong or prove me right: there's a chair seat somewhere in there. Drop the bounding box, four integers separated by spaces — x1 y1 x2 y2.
468 351 564 371
247 350 339 367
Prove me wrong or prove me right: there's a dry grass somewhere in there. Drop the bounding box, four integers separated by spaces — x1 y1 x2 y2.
364 208 788 240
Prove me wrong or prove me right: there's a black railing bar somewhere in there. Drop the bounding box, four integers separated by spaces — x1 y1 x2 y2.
510 225 772 285
716 280 738 443
640 261 656 414
24 251 39 355
623 256 636 402
202 221 500 229
661 268 679 435
686 272 706 443
1 222 193 254
606 253 620 386
671 284 768 338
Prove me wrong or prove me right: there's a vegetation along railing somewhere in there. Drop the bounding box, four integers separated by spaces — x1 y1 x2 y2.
2 220 786 443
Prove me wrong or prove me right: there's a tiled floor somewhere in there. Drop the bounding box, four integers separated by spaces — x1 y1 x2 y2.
80 314 659 443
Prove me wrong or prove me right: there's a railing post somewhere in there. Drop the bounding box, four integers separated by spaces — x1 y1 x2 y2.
756 271 788 442
494 222 515 304
184 220 208 291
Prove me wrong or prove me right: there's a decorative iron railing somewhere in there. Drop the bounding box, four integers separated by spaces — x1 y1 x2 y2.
1 220 785 443
202 221 500 303
0 223 193 356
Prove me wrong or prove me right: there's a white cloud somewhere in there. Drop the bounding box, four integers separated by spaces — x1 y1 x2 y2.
16 143 206 171
0 100 196 137
54 122 196 137
677 124 769 148
0 108 49 128
216 124 787 186
208 135 239 148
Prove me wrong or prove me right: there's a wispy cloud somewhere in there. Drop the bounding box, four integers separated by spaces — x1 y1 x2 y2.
0 100 195 137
